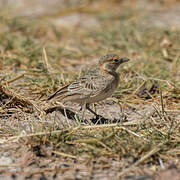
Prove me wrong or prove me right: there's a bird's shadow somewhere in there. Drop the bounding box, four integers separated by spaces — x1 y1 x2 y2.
45 106 75 120
90 115 124 124
45 106 124 124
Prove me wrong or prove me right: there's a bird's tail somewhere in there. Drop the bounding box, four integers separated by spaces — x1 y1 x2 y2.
47 85 69 101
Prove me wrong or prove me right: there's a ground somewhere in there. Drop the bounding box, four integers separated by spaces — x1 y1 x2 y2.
0 0 180 179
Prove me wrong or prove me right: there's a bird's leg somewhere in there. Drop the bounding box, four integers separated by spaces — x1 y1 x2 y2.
81 103 87 121
86 103 99 117
63 107 71 126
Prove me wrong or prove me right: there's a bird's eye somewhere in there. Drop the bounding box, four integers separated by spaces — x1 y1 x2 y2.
113 59 119 63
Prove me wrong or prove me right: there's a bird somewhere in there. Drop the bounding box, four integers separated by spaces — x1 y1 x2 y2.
47 54 129 118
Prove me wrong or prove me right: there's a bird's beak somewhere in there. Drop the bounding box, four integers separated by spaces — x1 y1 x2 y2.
121 57 130 63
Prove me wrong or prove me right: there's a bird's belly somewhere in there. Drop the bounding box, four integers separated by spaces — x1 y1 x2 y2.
89 91 113 103
69 88 114 104
87 85 117 104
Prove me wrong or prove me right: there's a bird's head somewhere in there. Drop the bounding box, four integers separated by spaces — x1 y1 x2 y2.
98 54 130 72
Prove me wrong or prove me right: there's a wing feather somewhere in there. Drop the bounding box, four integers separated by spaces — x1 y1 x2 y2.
47 70 114 101
68 72 112 97
47 85 69 100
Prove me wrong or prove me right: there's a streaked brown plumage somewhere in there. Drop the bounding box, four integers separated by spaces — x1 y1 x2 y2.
47 54 129 116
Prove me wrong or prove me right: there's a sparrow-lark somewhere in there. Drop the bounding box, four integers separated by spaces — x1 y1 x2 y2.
47 54 129 117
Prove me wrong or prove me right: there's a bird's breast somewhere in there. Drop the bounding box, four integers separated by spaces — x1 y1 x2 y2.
87 73 120 103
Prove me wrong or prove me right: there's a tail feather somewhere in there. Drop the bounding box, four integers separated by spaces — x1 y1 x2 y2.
47 85 69 101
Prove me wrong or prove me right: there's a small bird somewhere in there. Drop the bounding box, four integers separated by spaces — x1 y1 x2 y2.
47 54 129 117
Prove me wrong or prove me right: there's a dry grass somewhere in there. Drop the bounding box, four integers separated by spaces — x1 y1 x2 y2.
0 0 180 179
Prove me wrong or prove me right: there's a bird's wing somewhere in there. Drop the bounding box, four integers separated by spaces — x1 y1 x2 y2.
68 72 112 97
47 84 69 101
47 71 114 101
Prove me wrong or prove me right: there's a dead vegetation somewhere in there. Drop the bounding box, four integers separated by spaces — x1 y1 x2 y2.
0 0 180 179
